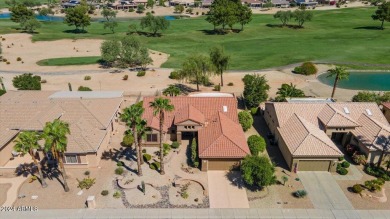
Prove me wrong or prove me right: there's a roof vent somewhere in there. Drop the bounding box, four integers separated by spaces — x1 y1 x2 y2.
223 106 228 112
366 109 372 116
343 107 350 114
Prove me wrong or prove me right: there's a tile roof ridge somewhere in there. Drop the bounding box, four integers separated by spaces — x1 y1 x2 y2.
79 100 106 129
218 112 249 155
307 132 342 155
362 114 390 144
326 104 360 126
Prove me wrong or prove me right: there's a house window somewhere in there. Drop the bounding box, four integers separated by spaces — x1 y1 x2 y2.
146 134 158 142
65 155 79 164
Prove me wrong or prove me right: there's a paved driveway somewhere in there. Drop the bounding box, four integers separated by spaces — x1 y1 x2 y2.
298 171 354 210
207 171 249 208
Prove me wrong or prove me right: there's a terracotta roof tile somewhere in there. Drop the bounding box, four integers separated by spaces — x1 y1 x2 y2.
382 102 390 110
174 105 205 125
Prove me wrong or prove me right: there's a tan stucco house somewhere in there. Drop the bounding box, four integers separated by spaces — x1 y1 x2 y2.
0 91 123 168
264 102 390 172
141 95 250 171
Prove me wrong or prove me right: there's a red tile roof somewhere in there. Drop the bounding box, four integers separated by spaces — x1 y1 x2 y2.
383 102 390 110
142 96 250 158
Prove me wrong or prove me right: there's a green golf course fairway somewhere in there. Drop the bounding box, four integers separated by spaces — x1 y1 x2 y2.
1 7 388 70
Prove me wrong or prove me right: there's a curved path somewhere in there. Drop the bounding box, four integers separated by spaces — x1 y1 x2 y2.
0 176 28 206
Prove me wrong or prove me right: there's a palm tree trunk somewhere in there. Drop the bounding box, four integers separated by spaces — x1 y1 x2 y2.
58 152 70 192
196 74 200 91
331 77 338 99
134 129 142 176
220 70 224 86
381 20 384 30
159 111 165 175
30 149 47 188
377 150 385 168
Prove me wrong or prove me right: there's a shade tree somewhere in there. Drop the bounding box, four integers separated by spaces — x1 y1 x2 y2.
372 2 390 29
242 74 270 108
64 5 91 32
140 13 170 36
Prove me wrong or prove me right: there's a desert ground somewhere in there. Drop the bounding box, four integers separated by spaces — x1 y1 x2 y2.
0 33 359 101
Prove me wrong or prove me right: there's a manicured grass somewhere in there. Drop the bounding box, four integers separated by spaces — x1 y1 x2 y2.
1 7 389 70
36 56 102 66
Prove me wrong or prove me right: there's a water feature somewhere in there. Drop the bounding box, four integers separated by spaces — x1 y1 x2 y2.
164 16 176 21
317 71 390 91
0 12 64 21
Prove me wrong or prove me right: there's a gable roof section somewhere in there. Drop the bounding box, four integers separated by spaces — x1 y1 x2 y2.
352 114 390 151
0 91 122 153
318 104 360 128
278 114 342 157
174 104 205 125
198 112 250 158
142 96 238 131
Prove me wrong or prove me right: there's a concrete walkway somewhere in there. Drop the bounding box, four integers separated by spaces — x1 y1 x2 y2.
333 164 363 181
207 171 249 208
298 172 354 210
3 208 390 219
0 176 28 206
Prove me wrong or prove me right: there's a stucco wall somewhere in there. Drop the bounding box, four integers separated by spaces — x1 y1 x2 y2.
275 129 293 169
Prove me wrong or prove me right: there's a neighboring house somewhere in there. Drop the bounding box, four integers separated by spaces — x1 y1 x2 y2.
0 91 123 168
142 95 250 171
264 102 390 172
295 0 318 7
243 0 264 8
272 0 290 7
382 102 390 123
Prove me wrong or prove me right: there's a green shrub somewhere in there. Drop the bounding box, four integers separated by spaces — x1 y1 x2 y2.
338 157 344 161
191 138 199 168
250 107 258 116
12 73 41 90
84 170 90 176
77 177 96 190
337 167 348 175
163 143 171 156
122 134 134 147
115 167 124 175
293 62 318 75
0 90 6 96
169 71 180 79
150 161 160 170
78 86 92 91
213 84 221 91
294 190 307 198
352 184 363 194
123 75 128 80
101 190 109 196
341 161 350 168
117 161 124 167
227 82 234 86
129 8 134 12
247 135 266 155
364 165 390 181
365 178 385 191
171 141 180 149
113 191 121 198
143 153 152 162
181 191 189 199
6 61 10 64
17 57 22 61
238 111 253 132
137 70 146 77
142 149 146 153
84 75 91 80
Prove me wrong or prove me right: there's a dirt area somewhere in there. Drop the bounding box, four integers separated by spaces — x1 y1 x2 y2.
336 165 390 210
0 183 11 206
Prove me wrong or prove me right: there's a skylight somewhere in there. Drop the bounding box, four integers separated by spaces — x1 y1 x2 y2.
343 107 350 114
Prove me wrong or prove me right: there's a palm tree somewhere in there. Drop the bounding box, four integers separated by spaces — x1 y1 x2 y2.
275 83 305 102
42 119 71 192
326 66 349 99
135 119 148 167
120 104 144 176
149 97 174 175
14 131 47 188
163 85 181 97
210 46 230 87
384 158 390 171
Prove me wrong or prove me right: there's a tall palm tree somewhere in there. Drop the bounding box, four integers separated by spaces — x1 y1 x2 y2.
42 119 71 192
162 85 181 97
149 97 174 175
326 66 349 99
275 83 305 102
210 46 230 87
120 104 144 176
135 119 148 167
14 131 48 188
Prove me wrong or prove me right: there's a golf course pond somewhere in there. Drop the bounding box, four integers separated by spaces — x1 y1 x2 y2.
318 71 390 91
